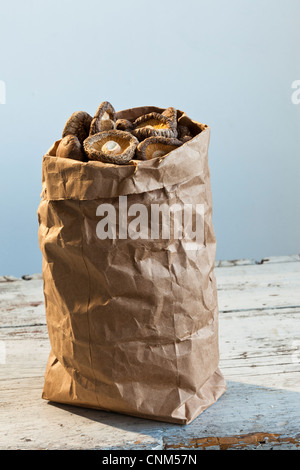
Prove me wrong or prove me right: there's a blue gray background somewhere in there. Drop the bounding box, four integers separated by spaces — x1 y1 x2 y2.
0 0 299 276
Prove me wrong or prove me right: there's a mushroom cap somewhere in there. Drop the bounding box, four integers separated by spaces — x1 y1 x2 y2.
62 111 93 143
56 135 85 161
177 124 192 139
116 119 134 132
136 136 183 161
162 107 177 127
132 112 177 141
84 129 139 165
89 101 116 136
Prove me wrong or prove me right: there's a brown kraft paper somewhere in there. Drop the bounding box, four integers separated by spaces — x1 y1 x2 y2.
37 106 226 424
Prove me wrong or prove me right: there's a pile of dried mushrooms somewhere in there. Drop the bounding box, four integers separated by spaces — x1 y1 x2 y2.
55 101 199 165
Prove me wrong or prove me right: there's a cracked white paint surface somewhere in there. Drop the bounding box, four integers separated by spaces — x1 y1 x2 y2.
0 256 299 449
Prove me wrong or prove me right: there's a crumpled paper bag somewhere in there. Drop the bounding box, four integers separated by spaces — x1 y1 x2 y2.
37 106 226 424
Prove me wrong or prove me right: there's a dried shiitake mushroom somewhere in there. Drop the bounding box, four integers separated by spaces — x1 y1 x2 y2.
56 135 85 161
84 130 138 165
162 107 177 127
177 124 193 143
177 124 192 139
62 111 93 143
132 112 177 141
116 119 134 132
89 101 116 135
136 136 182 161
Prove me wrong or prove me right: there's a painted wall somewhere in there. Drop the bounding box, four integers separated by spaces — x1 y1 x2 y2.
0 0 299 276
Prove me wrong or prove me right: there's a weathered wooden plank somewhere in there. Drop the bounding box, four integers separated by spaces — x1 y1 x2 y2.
0 328 49 380
0 377 165 450
216 261 300 312
260 255 300 264
161 380 300 451
0 378 299 450
0 257 299 449
0 279 46 328
219 305 300 391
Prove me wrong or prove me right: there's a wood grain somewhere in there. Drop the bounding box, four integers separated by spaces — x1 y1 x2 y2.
0 256 299 449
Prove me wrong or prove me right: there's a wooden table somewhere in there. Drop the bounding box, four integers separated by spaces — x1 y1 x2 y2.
1 255 299 450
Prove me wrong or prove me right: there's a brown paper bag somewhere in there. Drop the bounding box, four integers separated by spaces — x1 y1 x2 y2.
37 106 226 424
